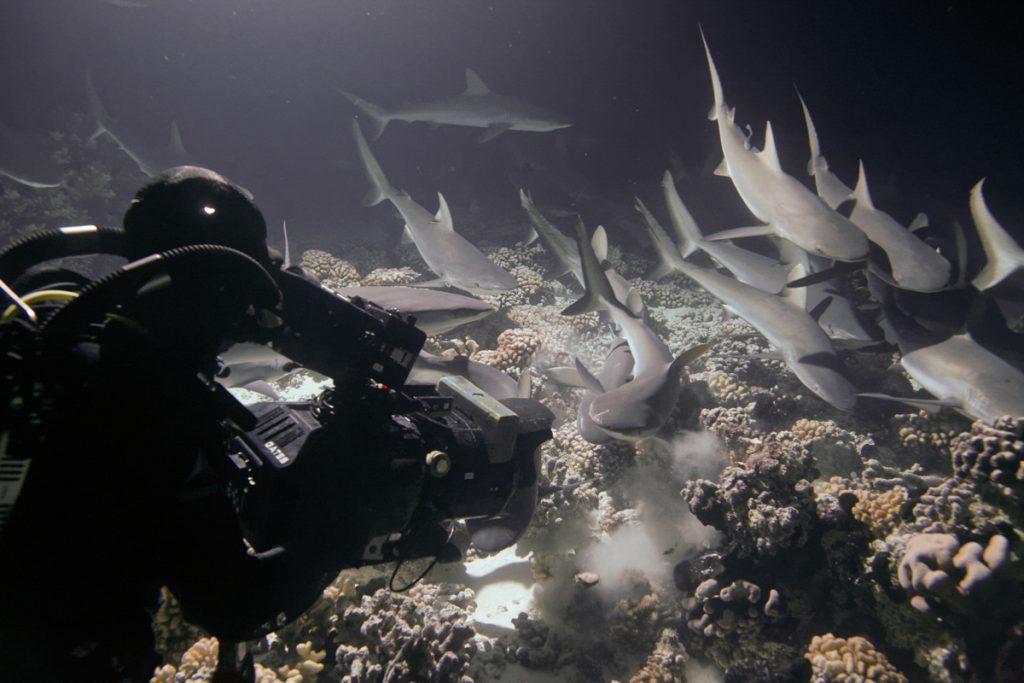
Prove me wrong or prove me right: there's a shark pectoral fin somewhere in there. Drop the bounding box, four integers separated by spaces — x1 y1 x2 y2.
362 188 386 207
433 192 455 230
591 225 609 262
857 393 959 413
908 212 929 232
750 350 785 361
796 352 846 372
478 123 512 143
573 358 605 394
562 295 597 316
808 295 834 323
516 371 532 399
713 158 730 177
521 225 539 246
786 260 862 288
704 225 773 241
545 366 585 388
400 225 415 245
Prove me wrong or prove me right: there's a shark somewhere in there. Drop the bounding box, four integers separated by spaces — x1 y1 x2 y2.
341 68 572 143
860 333 1024 423
639 174 789 294
519 189 631 303
338 286 495 337
970 179 1024 292
546 339 636 444
0 119 63 189
562 218 709 442
216 343 301 388
642 206 857 410
86 70 192 177
699 30 868 263
798 94 945 292
352 119 518 294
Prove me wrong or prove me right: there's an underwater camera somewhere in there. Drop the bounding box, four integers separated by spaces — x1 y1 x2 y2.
0 224 553 643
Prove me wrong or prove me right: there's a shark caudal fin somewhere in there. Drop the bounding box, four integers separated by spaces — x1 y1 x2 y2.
796 89 825 177
970 179 1024 291
351 119 396 207
85 69 111 141
700 26 726 122
660 170 703 258
168 120 188 158
561 217 624 316
339 89 391 140
634 196 680 281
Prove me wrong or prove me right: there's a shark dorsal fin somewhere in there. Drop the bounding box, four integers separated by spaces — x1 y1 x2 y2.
591 225 609 263
808 295 834 323
434 192 454 230
907 212 929 232
448 354 471 375
852 160 874 209
169 120 186 155
464 68 491 95
758 121 782 172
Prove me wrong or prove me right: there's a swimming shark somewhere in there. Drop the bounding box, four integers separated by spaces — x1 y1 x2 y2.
546 339 635 444
86 70 192 177
860 333 1024 423
845 162 950 292
519 189 631 303
338 286 495 336
642 206 857 410
341 68 572 143
0 119 63 189
699 31 868 263
562 218 709 442
970 179 1024 292
639 173 789 294
216 343 301 388
352 119 517 294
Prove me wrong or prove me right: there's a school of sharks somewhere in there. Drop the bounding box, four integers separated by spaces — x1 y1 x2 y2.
3 13 1024 683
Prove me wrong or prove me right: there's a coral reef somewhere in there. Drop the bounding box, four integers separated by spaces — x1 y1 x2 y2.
805 634 907 683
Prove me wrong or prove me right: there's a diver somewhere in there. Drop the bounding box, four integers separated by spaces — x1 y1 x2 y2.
0 166 552 682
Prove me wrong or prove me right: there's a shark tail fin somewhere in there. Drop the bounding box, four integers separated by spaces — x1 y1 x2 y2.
796 89 825 176
85 68 110 141
339 89 391 140
970 179 1024 291
671 343 712 375
351 119 395 207
699 26 725 122
660 170 701 258
282 220 291 269
635 196 681 281
561 217 621 316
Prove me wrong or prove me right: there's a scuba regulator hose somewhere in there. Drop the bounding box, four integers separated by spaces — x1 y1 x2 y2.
39 244 282 349
0 225 130 284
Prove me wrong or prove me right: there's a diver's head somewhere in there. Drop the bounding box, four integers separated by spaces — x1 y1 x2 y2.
123 166 270 265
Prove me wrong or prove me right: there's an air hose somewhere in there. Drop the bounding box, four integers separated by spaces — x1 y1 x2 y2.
0 226 129 284
39 244 282 349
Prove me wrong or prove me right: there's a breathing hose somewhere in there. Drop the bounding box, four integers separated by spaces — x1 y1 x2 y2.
0 226 130 284
39 244 282 349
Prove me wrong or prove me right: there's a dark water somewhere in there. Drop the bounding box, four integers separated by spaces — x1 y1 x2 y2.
1 0 1021 245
